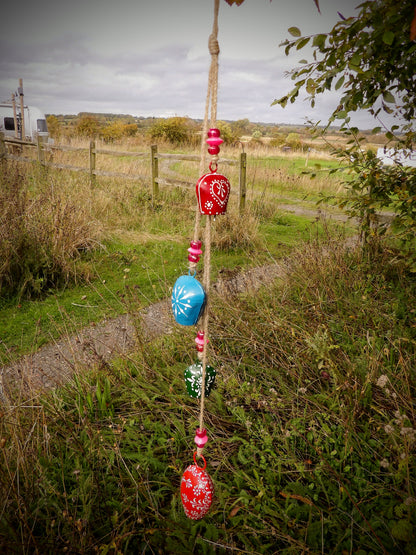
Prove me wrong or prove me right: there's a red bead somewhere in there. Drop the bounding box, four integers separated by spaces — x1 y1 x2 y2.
195 330 208 352
206 128 223 155
207 128 221 138
208 145 220 156
188 253 199 263
188 240 203 263
194 428 208 448
191 240 202 250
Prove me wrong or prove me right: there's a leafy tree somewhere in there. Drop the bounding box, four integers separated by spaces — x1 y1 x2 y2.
224 0 321 11
215 120 237 144
272 0 416 259
269 132 286 148
274 0 416 146
148 117 191 144
100 121 137 143
231 118 251 139
46 115 62 140
75 114 101 138
285 132 302 150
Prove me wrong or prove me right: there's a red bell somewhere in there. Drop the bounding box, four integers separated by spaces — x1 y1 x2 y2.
196 171 230 215
180 453 214 520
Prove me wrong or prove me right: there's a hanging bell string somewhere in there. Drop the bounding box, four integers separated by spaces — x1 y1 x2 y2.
197 215 211 457
193 0 220 247
195 0 220 454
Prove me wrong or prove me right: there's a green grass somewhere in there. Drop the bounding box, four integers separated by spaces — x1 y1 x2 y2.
1 158 344 365
1 239 415 553
0 210 346 365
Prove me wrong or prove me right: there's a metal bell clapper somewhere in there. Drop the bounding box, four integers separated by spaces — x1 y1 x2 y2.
184 362 216 398
172 273 206 326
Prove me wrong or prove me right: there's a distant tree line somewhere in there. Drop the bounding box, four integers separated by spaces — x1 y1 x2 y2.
46 113 378 152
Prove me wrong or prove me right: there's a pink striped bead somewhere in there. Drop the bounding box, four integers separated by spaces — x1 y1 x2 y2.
195 330 208 352
188 240 203 264
206 128 223 154
194 428 208 448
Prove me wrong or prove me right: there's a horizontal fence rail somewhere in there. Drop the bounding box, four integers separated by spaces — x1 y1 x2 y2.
0 133 247 211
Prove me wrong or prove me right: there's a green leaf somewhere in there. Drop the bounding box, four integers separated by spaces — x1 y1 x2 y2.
349 53 361 67
288 27 301 37
335 76 345 90
382 31 395 45
335 110 348 119
298 59 308 64
306 78 316 94
296 37 310 50
271 96 287 108
383 90 395 103
312 34 326 48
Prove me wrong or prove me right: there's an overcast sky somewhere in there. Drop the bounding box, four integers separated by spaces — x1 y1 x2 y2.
0 0 375 128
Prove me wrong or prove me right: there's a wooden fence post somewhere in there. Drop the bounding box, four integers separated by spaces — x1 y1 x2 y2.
151 144 159 200
239 151 247 213
37 135 45 167
89 140 96 186
0 133 6 160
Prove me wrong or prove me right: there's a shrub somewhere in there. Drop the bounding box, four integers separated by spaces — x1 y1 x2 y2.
100 121 138 143
211 206 261 251
75 114 102 138
148 117 192 144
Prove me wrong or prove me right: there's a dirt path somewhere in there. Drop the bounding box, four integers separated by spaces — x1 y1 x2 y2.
1 195 370 400
1 262 288 398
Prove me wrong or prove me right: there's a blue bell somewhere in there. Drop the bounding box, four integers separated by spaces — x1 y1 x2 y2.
171 273 206 326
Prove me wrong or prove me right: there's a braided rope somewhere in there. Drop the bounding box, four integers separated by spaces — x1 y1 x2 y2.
195 0 220 456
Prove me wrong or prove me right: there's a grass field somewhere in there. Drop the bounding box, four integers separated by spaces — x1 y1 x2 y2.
0 142 414 554
0 143 348 364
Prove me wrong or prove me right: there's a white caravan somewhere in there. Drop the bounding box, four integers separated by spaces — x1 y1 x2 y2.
0 103 49 142
377 147 416 168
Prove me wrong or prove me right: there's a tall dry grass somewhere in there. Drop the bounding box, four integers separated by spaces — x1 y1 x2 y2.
0 162 101 299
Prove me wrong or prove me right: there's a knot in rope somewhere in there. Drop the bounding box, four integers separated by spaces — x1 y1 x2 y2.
208 34 220 56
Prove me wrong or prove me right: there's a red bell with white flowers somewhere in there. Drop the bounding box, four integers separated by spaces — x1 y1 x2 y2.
180 453 214 520
196 170 230 216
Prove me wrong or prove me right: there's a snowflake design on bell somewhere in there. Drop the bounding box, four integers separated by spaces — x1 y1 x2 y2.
172 283 193 319
204 200 214 211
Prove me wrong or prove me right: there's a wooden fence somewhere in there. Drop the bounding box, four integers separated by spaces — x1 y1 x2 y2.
0 133 247 212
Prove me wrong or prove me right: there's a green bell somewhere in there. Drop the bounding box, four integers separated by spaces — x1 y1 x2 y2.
184 362 216 399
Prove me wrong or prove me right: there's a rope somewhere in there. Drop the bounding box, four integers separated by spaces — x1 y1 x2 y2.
193 0 220 245
195 0 220 457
